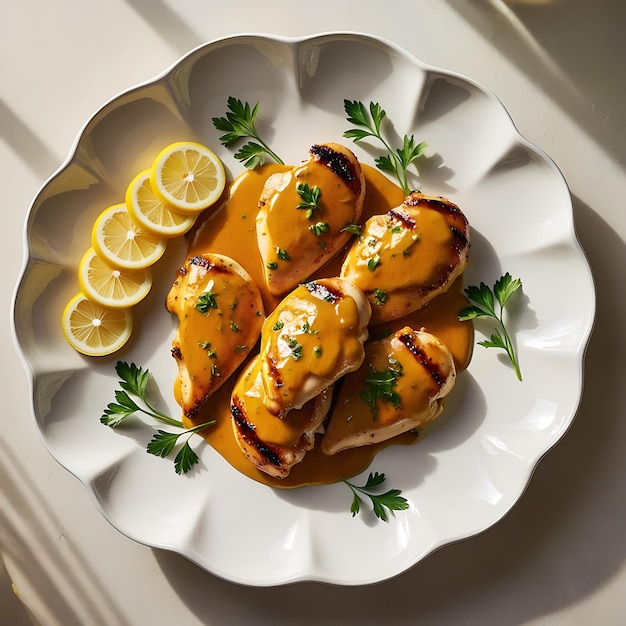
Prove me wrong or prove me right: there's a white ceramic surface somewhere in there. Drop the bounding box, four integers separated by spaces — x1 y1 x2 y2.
13 33 594 586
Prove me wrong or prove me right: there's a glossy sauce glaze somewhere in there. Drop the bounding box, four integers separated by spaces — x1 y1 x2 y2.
181 163 473 488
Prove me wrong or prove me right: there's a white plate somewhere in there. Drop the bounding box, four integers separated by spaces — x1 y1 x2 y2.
13 33 595 586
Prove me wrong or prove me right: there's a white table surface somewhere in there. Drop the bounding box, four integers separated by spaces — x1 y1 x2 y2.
3 1 625 624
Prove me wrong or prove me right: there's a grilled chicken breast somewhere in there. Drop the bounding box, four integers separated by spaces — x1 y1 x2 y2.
340 192 470 324
231 356 331 478
321 326 456 455
166 253 264 418
259 277 371 417
256 143 366 296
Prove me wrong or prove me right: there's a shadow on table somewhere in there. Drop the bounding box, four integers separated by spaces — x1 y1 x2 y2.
124 0 203 54
154 194 626 623
446 0 626 171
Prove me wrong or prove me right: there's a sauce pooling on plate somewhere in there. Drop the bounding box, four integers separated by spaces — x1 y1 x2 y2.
181 163 473 489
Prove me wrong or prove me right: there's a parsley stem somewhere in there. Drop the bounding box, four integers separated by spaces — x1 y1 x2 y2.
498 315 522 381
254 137 284 166
142 406 184 429
183 419 217 435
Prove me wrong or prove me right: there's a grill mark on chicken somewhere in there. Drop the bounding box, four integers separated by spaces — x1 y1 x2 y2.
450 226 469 253
310 144 362 195
267 356 284 389
397 331 446 387
303 280 343 304
388 208 416 230
231 396 282 469
188 255 233 273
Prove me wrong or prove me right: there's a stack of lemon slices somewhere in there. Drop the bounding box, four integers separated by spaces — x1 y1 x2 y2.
62 141 226 356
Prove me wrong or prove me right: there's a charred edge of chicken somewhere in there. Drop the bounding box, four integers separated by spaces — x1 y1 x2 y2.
397 332 447 387
231 396 283 470
310 144 362 195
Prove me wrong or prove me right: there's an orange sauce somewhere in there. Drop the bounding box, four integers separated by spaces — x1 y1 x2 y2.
182 163 473 488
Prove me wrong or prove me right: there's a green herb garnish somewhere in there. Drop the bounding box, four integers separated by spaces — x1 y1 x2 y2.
285 337 303 361
360 362 403 416
310 221 330 237
459 273 523 380
198 341 217 359
275 247 291 261
373 288 388 306
195 291 218 314
341 223 362 236
147 421 216 475
101 362 214 474
212 97 284 168
101 361 183 428
343 100 427 195
367 255 381 271
339 472 409 522
296 182 322 219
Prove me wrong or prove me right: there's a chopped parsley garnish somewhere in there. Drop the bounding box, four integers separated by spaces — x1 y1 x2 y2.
341 223 362 236
310 221 330 236
267 261 278 270
368 255 381 271
373 288 388 306
275 247 291 260
360 362 403 416
296 182 322 219
195 291 218 314
285 337 303 361
272 320 284 331
198 341 217 359
230 321 240 332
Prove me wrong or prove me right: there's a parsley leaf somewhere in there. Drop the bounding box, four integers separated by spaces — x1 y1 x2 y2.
339 472 409 522
212 97 284 168
360 362 403 416
101 361 183 428
373 288 388 306
147 420 216 475
459 273 523 380
101 361 215 474
195 291 218 315
310 221 330 237
343 100 427 195
296 182 322 219
341 223 362 236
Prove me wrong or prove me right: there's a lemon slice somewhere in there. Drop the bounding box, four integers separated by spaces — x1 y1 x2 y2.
78 247 152 309
150 141 226 214
62 293 133 356
92 203 166 270
126 169 197 238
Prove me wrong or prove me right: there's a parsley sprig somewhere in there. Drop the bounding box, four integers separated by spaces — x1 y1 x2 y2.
101 362 215 473
147 421 216 475
459 273 523 380
101 361 183 428
339 472 409 522
343 100 427 195
212 97 284 168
